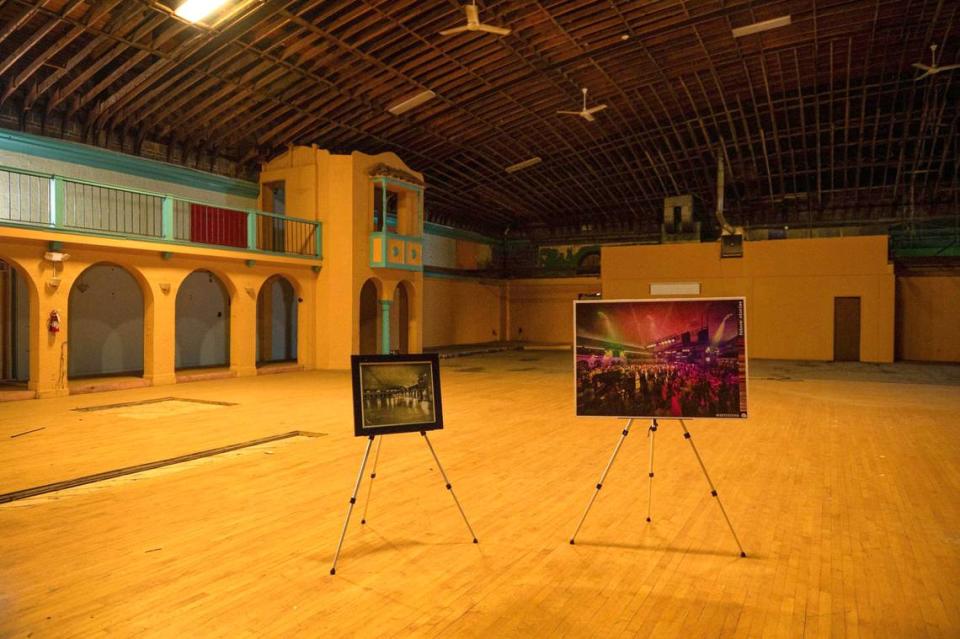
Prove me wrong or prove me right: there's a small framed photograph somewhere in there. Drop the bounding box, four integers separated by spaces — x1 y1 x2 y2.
351 353 444 437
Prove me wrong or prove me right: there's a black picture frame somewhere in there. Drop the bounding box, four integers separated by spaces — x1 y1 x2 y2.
351 353 444 437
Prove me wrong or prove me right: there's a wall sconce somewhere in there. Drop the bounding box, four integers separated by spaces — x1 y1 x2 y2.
43 250 71 291
159 283 171 294
245 286 256 298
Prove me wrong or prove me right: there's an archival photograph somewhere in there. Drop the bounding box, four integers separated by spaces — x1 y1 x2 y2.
575 298 747 419
352 354 443 435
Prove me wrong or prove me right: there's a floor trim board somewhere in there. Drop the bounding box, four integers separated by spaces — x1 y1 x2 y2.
0 430 326 504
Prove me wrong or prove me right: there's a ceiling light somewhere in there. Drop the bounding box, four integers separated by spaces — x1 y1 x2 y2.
505 157 542 173
731 15 791 38
175 0 232 23
387 90 437 115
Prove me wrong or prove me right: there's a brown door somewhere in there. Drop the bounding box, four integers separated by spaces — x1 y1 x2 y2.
834 297 861 361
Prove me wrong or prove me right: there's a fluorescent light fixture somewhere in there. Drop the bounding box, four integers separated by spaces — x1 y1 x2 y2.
505 157 542 173
731 15 791 38
175 0 232 23
387 90 437 115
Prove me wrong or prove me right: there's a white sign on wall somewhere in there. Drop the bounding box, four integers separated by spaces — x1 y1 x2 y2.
649 282 701 296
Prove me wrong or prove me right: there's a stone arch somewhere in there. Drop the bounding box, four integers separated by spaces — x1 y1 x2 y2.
391 279 417 354
175 269 231 370
68 262 146 378
359 277 382 355
256 274 298 365
0 255 37 386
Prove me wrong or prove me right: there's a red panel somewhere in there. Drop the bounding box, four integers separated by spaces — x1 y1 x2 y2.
190 204 247 248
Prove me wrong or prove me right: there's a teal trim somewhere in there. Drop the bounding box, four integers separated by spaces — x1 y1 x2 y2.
161 197 174 241
368 230 423 271
382 262 423 272
0 129 259 198
315 223 323 260
246 212 257 251
386 231 423 242
50 176 65 227
424 222 499 245
0 218 322 262
372 175 424 192
379 299 393 354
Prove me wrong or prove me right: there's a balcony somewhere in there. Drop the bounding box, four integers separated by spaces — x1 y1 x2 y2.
0 165 321 259
369 230 423 271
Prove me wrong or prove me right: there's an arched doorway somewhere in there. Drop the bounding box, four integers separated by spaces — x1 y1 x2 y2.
391 281 412 354
0 258 29 387
176 270 230 370
577 250 601 275
256 275 297 365
68 263 144 378
359 278 380 354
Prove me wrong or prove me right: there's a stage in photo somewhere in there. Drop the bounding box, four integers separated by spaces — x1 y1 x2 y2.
575 298 747 419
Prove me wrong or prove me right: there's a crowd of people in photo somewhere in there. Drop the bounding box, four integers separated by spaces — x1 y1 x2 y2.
576 353 742 418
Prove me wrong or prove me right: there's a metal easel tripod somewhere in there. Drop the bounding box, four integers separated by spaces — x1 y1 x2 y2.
569 418 746 557
330 431 479 575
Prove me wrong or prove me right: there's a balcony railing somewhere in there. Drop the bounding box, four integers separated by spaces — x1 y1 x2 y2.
0 165 321 259
369 230 423 271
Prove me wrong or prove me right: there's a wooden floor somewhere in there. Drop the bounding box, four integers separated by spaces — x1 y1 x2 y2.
1 352 958 637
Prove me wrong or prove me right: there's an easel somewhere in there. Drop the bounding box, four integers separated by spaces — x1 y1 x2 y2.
569 418 746 557
330 431 478 575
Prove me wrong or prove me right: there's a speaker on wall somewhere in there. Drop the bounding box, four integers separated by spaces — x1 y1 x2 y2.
721 234 744 258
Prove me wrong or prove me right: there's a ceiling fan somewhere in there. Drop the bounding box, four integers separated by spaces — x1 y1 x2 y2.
439 2 511 37
913 44 960 80
557 88 607 122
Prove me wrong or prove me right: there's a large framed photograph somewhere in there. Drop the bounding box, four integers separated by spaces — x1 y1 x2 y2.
574 298 748 419
351 353 443 437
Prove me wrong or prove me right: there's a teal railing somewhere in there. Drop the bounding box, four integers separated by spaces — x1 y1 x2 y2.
889 217 960 258
0 165 321 259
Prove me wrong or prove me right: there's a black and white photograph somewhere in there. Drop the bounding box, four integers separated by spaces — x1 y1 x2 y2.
351 353 443 436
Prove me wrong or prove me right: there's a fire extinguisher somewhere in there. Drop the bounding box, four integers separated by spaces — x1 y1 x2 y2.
48 310 61 334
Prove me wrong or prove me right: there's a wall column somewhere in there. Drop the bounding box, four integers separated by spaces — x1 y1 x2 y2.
379 299 392 354
144 279 176 386
34 279 70 398
230 284 258 376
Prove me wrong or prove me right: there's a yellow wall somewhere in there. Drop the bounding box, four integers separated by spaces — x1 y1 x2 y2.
0 227 317 398
507 277 602 343
422 276 504 347
897 275 960 362
259 147 424 368
419 275 601 347
602 236 895 362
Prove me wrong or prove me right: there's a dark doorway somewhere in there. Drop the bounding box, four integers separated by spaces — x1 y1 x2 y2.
393 283 409 354
68 263 144 378
0 260 29 384
359 279 379 355
176 270 230 370
834 297 861 362
256 275 297 365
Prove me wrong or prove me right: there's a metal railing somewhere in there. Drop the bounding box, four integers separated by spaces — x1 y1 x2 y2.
889 216 960 257
0 165 321 258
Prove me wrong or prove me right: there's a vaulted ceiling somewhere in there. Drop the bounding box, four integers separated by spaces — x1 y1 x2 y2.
0 0 957 237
